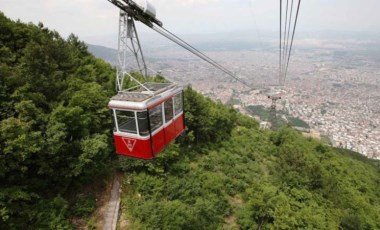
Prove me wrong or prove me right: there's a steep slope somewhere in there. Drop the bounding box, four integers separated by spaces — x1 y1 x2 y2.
118 88 380 230
0 12 115 229
87 44 117 66
1 12 379 230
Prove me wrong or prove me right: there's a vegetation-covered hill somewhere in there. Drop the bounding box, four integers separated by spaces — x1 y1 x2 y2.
1 12 380 229
87 44 117 66
0 12 115 229
118 88 380 229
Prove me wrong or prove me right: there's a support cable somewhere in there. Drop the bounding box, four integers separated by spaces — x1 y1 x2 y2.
152 25 255 89
284 0 301 82
281 0 289 84
159 26 240 79
108 0 287 90
279 0 282 85
283 0 294 82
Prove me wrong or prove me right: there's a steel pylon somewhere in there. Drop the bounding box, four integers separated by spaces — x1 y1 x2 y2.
116 10 148 92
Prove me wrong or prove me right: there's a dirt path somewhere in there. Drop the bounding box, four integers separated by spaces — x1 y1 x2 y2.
103 173 122 230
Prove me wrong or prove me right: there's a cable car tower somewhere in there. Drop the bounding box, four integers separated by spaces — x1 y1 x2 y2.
116 10 147 91
112 0 163 92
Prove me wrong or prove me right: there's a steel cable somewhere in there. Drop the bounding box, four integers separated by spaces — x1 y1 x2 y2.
280 0 282 85
283 0 294 83
281 0 289 83
284 0 301 82
152 25 255 90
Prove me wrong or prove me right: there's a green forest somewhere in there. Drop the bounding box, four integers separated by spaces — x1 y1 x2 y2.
1 12 380 229
0 12 115 229
245 105 310 129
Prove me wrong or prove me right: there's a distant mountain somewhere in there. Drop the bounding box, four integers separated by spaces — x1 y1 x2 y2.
86 30 271 62
87 43 117 65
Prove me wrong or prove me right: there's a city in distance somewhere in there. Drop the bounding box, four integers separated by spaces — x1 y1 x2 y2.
2 0 380 227
88 30 380 159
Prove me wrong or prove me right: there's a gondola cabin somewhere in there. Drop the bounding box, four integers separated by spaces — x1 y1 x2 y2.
108 83 185 160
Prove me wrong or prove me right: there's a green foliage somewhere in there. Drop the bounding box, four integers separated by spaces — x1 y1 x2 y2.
120 116 380 229
70 195 96 218
33 196 72 230
246 105 310 129
86 217 97 230
0 13 114 228
288 116 310 129
183 86 238 144
2 11 380 230
246 105 269 120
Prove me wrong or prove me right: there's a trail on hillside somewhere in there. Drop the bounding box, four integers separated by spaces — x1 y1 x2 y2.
103 172 123 230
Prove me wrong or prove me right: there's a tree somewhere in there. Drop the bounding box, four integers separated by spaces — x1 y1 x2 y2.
0 13 115 228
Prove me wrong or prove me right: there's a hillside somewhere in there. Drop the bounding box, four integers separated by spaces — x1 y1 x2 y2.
0 12 116 229
87 44 117 66
117 88 380 229
1 12 380 229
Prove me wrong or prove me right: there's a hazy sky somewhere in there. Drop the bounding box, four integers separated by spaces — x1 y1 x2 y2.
1 0 380 47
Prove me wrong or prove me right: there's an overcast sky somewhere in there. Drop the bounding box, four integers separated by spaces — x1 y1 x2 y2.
1 0 380 47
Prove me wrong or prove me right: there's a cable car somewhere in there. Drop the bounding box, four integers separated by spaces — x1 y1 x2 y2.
108 82 185 160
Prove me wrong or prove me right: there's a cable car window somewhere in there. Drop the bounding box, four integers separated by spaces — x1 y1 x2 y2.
164 98 174 123
137 111 149 136
174 93 183 116
149 104 163 132
116 110 137 134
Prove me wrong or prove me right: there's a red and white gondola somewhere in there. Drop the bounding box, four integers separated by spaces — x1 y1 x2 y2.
108 83 185 160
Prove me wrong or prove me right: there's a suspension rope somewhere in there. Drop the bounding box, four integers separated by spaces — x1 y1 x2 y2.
279 0 282 85
280 0 301 84
108 0 295 90
283 0 294 83
281 0 289 84
152 25 255 90
284 0 301 81
159 26 240 80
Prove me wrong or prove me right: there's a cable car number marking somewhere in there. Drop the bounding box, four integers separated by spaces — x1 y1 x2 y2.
122 138 137 152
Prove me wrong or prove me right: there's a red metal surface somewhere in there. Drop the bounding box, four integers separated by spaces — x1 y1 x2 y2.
113 113 185 160
113 135 153 160
151 128 166 156
174 114 185 135
164 120 177 143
